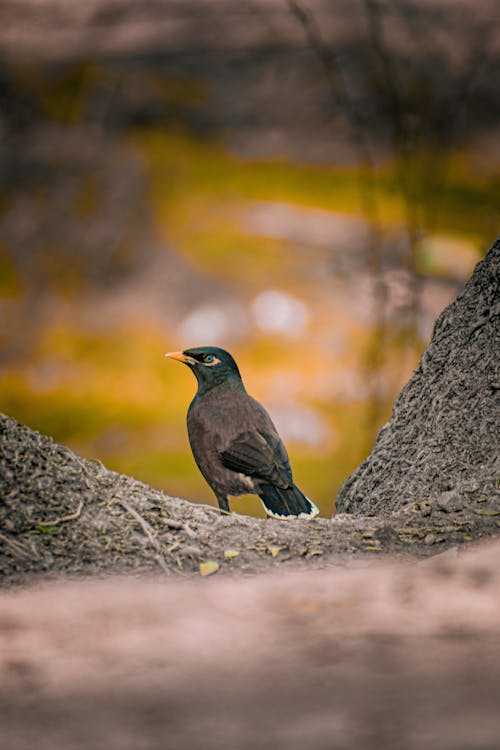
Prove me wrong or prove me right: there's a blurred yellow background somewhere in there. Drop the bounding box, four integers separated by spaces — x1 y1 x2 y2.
0 2 498 516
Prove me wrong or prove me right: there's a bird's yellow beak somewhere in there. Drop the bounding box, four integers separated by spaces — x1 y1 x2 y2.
165 351 193 364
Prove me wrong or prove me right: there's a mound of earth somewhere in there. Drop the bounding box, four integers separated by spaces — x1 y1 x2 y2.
337 238 499 516
1 406 499 587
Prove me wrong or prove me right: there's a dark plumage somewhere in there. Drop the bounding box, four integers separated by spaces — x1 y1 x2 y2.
165 346 319 520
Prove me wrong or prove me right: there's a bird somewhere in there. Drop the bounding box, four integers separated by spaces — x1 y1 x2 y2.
165 345 319 520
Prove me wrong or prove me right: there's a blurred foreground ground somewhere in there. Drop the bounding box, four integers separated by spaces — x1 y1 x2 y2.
1 538 500 750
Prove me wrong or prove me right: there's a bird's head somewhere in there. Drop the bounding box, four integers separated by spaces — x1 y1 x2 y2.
165 346 243 394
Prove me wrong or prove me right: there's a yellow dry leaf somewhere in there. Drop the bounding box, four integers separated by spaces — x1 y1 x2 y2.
199 560 219 576
224 549 240 559
268 545 283 557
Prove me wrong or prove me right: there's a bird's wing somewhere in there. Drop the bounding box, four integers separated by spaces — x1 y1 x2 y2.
220 430 292 488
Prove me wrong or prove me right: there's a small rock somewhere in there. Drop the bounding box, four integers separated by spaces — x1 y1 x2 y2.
436 491 463 513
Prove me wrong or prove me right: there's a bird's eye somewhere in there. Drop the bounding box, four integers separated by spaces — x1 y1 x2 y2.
204 354 214 363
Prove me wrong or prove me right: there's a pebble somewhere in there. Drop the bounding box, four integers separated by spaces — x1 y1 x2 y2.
436 491 463 513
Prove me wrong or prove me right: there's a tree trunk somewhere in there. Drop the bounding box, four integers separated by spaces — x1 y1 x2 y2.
337 238 500 515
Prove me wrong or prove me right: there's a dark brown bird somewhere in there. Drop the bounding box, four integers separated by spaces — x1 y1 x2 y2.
165 345 319 520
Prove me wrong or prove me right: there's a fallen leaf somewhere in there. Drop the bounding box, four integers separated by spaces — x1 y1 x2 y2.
224 549 240 559
268 546 283 557
199 560 219 577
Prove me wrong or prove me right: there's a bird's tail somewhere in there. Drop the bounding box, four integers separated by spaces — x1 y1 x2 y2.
257 483 319 520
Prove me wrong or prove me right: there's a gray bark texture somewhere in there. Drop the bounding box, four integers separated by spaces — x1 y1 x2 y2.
337 237 500 515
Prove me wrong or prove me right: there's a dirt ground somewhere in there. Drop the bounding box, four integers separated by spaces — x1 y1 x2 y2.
1 538 500 750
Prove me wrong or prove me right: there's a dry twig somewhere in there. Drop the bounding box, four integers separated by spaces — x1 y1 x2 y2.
36 499 84 529
117 498 170 574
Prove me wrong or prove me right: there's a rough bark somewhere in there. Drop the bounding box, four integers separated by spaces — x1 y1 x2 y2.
337 238 500 516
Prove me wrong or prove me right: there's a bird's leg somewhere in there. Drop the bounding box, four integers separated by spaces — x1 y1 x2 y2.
216 495 231 515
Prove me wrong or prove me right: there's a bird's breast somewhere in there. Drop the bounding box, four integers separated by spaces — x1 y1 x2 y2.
186 386 270 495
188 387 270 445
